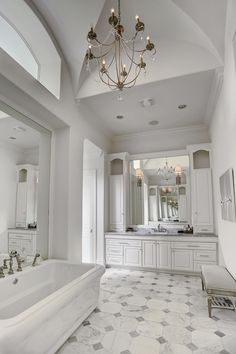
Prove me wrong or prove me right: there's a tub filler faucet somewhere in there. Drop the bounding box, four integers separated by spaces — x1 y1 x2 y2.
32 253 41 266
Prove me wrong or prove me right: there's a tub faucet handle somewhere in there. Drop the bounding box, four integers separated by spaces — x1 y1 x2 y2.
0 266 5 278
32 253 41 267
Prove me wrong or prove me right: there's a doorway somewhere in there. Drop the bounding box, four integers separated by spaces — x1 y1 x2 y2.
82 139 104 264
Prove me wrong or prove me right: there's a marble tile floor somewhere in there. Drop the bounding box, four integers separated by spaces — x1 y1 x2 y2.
57 268 236 354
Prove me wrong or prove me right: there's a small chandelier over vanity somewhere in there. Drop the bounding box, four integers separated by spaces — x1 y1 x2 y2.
85 0 156 93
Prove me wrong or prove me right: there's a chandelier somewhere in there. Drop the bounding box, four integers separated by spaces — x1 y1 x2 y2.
157 160 182 183
85 0 156 92
157 160 175 181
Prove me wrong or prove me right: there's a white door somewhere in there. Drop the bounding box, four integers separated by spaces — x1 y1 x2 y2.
82 170 97 263
157 242 171 269
171 249 194 271
143 241 156 268
124 247 142 267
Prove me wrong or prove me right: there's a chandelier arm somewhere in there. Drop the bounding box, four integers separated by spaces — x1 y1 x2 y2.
92 46 114 60
121 40 146 66
120 39 143 70
102 68 120 86
120 39 136 84
114 39 120 84
106 50 116 70
122 65 142 87
99 71 117 88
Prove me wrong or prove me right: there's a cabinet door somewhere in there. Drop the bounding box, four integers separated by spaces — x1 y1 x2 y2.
109 175 124 231
171 249 194 271
157 242 171 269
124 247 142 267
142 241 156 268
192 169 213 231
16 182 27 226
9 239 21 253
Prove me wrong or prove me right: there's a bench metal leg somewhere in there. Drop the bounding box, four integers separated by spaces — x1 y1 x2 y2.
208 296 212 318
201 276 204 291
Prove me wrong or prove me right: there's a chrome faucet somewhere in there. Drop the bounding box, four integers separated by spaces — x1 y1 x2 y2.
8 256 14 275
32 253 40 266
0 266 5 278
16 254 24 271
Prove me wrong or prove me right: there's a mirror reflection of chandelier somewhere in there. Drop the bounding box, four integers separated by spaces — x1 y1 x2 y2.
157 160 182 183
85 0 156 93
157 160 175 181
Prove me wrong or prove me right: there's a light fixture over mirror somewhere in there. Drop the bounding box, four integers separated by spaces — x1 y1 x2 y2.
85 0 156 93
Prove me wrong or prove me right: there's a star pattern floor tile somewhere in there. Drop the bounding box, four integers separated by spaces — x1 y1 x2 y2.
56 268 236 354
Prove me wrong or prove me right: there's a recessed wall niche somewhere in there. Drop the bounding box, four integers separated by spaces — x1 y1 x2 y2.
193 150 210 169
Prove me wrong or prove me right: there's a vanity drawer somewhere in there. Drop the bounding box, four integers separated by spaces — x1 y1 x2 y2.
106 245 123 255
106 255 123 265
194 250 216 262
9 233 33 240
106 239 141 247
194 225 213 233
171 242 216 250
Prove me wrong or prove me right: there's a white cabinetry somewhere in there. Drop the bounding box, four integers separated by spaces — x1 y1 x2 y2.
171 249 194 271
8 229 37 257
157 242 171 269
188 144 214 233
109 175 124 231
124 246 142 267
108 153 129 231
192 169 213 233
105 235 217 273
142 241 156 268
16 164 38 228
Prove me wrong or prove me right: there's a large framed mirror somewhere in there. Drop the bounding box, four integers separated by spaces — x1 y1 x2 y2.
130 155 190 225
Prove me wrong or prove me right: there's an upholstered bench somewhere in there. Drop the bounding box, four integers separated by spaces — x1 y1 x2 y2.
201 265 236 318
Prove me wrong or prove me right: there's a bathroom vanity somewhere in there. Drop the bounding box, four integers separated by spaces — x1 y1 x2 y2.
105 233 218 274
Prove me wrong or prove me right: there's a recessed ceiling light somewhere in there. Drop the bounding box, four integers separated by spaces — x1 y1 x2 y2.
13 126 26 132
116 115 124 120
9 136 16 140
149 120 159 126
139 98 155 108
178 104 187 109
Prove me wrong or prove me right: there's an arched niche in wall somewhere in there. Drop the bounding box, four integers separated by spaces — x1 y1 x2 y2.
0 0 61 98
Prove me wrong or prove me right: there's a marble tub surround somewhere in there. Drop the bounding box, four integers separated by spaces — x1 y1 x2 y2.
57 268 236 354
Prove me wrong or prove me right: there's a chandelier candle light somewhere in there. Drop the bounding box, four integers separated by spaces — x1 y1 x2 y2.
85 0 156 93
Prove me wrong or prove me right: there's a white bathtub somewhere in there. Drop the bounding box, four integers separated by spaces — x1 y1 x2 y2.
0 260 105 354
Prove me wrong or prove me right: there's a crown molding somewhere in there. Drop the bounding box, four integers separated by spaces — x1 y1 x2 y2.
205 66 224 125
111 124 208 142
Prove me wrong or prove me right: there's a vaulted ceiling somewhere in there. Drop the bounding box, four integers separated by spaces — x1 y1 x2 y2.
32 0 227 137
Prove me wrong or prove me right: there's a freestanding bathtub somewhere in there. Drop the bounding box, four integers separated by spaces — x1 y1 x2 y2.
0 260 105 354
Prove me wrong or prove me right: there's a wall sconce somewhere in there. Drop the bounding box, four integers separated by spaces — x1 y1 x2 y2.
175 165 182 185
135 168 144 187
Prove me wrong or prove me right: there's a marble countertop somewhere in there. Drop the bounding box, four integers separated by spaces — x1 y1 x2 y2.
105 231 218 242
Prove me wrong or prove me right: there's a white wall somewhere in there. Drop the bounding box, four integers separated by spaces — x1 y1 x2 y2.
210 0 236 278
0 37 111 262
111 125 210 155
0 144 25 252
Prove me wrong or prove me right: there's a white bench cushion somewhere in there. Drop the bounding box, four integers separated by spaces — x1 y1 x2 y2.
201 265 236 296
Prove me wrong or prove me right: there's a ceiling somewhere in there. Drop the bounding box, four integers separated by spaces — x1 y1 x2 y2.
31 0 227 138
0 113 40 150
